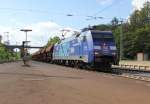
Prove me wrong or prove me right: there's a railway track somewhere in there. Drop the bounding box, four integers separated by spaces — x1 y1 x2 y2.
26 60 150 82
56 62 150 82
112 66 150 74
111 66 150 82
70 64 150 82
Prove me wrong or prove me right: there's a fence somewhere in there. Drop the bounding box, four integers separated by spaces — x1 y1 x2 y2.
113 64 150 72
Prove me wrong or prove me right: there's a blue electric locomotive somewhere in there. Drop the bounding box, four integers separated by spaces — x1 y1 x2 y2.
53 28 118 70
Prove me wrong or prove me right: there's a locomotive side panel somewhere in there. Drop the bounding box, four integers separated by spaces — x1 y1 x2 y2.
52 35 91 63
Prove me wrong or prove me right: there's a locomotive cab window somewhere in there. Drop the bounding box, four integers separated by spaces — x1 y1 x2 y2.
92 32 114 42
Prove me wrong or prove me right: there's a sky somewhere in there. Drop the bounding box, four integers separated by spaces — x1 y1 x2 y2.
0 0 149 52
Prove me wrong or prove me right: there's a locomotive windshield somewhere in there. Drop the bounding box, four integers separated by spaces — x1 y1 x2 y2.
91 32 114 42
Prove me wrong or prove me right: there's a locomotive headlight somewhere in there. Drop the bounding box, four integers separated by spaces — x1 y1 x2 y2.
110 46 117 50
112 52 117 56
94 52 99 55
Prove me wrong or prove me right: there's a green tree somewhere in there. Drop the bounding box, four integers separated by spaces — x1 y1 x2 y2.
130 10 141 28
134 25 150 53
46 36 60 47
0 43 20 61
111 17 119 27
93 24 112 31
140 1 150 24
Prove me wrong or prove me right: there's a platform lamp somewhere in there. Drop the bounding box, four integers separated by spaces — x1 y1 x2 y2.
20 29 32 56
20 29 32 43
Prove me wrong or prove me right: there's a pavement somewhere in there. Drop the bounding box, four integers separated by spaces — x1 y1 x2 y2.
0 61 150 104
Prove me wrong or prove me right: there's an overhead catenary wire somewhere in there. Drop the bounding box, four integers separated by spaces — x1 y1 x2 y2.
0 7 87 17
0 1 129 30
93 0 126 17
85 0 129 22
0 7 120 20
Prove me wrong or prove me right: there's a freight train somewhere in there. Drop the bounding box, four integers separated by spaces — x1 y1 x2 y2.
32 28 119 71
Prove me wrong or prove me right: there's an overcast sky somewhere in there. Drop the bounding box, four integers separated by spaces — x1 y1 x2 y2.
0 0 149 52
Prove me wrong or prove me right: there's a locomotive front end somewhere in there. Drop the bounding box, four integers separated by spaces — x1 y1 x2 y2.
91 30 118 66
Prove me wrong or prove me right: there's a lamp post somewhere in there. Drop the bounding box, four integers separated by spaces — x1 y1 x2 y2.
20 29 32 66
20 29 32 56
120 19 124 61
20 29 32 42
4 32 10 45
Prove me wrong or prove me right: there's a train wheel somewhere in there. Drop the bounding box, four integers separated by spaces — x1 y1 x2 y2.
94 63 112 72
74 61 80 69
102 64 112 72
86 64 93 70
69 61 74 67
